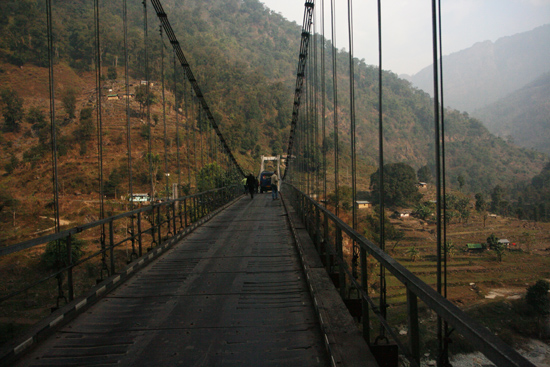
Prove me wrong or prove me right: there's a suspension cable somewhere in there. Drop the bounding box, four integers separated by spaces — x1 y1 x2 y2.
93 0 107 247
376 0 388 335
161 25 169 198
143 1 154 201
46 0 60 235
94 0 109 278
321 0 327 203
313 8 320 199
184 76 191 186
438 3 451 363
192 96 197 185
438 0 448 301
433 1 450 365
330 0 339 217
46 0 66 306
124 0 133 210
173 50 181 192
348 0 357 231
123 0 136 259
94 0 105 222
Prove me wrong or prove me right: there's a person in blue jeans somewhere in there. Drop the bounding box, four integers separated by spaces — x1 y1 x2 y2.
271 173 279 200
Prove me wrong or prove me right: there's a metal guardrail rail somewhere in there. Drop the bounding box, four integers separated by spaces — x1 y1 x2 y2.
283 183 535 367
0 186 240 309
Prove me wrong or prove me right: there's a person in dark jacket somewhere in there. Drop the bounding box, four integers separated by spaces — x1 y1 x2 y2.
246 174 256 199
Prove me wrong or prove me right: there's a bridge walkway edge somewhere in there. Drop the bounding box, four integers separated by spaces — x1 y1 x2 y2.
282 195 379 367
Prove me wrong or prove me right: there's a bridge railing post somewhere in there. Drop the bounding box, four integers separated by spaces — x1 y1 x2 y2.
323 212 330 269
109 220 115 275
193 196 197 223
336 227 346 298
314 205 321 253
137 211 143 257
157 205 162 245
360 247 369 343
67 234 74 302
184 198 188 228
407 288 421 365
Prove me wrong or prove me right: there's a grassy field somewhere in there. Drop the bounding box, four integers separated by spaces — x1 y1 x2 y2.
368 210 550 356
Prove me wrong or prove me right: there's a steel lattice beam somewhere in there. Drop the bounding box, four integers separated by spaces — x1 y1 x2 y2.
284 0 315 180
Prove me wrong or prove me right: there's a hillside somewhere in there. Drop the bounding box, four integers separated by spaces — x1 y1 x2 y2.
409 24 550 112
0 0 547 244
472 73 550 155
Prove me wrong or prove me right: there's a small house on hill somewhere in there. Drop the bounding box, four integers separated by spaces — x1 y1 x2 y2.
417 182 428 188
356 200 372 209
498 239 510 249
467 243 486 253
107 94 119 101
392 210 412 218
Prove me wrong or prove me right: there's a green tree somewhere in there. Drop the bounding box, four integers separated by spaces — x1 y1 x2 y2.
135 85 156 116
487 233 499 249
107 65 117 80
406 246 420 262
457 175 465 190
363 209 403 246
445 241 456 260
417 165 432 183
0 87 24 132
474 193 486 212
0 188 19 213
370 162 421 207
490 185 504 213
487 233 505 262
414 203 434 220
144 153 161 199
61 88 77 119
494 243 506 262
197 162 225 192
104 168 125 198
4 154 19 174
522 231 534 254
42 237 85 270
74 107 95 155
525 280 550 337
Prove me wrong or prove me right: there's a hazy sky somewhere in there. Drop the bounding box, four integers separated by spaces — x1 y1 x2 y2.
259 0 550 75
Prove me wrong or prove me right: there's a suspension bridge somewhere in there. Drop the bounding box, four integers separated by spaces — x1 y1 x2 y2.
0 0 538 366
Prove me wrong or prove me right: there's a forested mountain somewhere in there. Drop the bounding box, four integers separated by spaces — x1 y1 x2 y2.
473 73 550 155
0 0 546 203
409 24 550 112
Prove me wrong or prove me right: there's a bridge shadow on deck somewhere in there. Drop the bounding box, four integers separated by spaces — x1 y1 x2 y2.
13 194 342 367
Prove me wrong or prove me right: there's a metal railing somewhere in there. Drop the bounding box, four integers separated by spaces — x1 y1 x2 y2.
283 183 534 367
0 185 240 324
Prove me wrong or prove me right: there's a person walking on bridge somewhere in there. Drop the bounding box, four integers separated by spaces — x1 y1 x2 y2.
271 172 279 200
246 173 256 199
241 177 247 195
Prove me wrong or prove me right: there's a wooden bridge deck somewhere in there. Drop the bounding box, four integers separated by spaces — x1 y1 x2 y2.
12 194 377 367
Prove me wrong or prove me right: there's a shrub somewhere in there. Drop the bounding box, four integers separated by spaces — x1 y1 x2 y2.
42 237 85 270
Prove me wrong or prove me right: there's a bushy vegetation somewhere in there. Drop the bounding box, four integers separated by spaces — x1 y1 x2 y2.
42 236 86 270
370 163 421 207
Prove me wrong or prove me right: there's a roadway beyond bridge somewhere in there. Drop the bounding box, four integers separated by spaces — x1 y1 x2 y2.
11 193 376 367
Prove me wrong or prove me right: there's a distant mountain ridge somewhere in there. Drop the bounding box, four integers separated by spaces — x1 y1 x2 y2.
472 72 550 155
0 0 546 199
409 24 550 112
